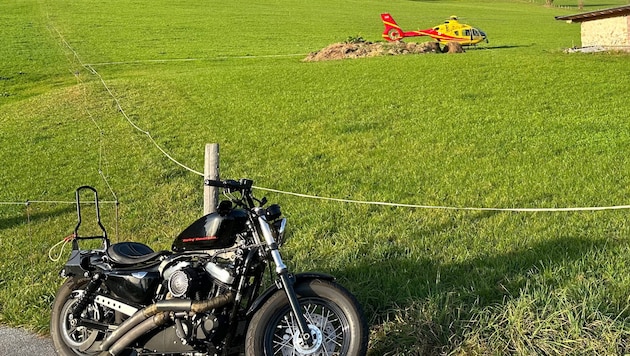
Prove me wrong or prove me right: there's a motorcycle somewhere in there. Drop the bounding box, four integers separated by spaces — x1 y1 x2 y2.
50 178 368 356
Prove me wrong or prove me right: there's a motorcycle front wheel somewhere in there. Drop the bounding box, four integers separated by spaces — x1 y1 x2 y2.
245 278 368 356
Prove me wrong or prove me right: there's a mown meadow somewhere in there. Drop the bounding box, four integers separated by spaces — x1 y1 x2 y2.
1 0 630 353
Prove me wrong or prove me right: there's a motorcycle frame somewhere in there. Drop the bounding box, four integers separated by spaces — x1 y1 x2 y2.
61 181 335 355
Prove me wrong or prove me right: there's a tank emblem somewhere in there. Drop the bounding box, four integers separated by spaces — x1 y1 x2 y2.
182 236 218 243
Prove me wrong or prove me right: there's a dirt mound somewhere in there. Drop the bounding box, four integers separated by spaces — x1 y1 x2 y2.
304 41 463 62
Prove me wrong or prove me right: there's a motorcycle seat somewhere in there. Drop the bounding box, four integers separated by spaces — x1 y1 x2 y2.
107 242 171 266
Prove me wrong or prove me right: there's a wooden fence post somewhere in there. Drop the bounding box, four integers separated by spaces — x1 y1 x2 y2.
204 143 220 215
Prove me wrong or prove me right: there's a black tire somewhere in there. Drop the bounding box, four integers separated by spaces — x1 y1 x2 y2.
245 279 368 356
50 278 103 356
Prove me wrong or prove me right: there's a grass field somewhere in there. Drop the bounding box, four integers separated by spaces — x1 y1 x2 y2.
2 0 630 354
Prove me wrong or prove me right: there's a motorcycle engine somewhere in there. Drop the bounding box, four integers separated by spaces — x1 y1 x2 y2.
143 257 237 352
168 268 201 298
162 259 235 300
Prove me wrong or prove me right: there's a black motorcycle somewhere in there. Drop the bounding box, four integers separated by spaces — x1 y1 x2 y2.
50 179 368 356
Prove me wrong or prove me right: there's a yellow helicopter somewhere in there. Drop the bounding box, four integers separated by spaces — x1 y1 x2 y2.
381 13 488 45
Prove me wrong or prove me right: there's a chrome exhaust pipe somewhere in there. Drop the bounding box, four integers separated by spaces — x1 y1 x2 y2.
100 292 234 355
109 312 168 356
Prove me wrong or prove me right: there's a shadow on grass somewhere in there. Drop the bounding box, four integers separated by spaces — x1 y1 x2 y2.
468 44 532 51
0 205 75 232
334 232 609 353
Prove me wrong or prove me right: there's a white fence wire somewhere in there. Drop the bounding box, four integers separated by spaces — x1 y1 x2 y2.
4 22 629 245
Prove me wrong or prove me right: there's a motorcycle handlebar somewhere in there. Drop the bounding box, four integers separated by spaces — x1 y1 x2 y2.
204 178 253 191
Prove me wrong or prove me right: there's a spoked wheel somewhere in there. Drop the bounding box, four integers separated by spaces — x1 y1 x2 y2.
50 278 104 356
245 279 368 356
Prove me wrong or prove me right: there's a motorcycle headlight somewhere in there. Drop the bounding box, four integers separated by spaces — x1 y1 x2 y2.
265 204 282 221
274 218 287 246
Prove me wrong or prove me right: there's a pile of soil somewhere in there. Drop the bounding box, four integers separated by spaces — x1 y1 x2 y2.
304 40 464 62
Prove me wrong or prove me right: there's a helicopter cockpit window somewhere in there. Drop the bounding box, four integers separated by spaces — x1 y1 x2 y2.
464 29 471 36
473 29 480 36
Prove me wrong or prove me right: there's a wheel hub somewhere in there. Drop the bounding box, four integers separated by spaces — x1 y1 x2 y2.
275 305 344 356
292 324 323 355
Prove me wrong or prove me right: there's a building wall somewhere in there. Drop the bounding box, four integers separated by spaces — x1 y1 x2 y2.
581 15 630 48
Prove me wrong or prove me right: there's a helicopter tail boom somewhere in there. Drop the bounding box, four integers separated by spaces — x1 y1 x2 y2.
381 13 432 42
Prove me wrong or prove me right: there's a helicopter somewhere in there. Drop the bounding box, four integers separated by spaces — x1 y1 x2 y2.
381 13 488 45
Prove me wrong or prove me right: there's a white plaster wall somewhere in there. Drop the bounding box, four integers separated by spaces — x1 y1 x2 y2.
581 16 630 47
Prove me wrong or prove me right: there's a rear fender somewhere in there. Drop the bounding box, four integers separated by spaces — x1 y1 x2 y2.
61 248 108 278
246 272 335 317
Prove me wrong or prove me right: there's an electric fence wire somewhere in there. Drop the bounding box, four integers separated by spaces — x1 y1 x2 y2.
47 19 203 177
84 64 204 177
253 186 630 212
72 63 123 239
84 53 307 67
56 23 122 239
48 22 121 204
0 21 121 241
0 200 117 205
5 22 628 216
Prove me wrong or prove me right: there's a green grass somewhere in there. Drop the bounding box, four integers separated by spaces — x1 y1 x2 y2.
2 0 630 353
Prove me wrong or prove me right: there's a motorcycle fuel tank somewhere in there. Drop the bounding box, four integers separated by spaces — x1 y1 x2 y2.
172 209 248 252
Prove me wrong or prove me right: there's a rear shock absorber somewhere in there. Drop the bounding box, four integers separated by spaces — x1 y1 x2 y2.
71 274 103 321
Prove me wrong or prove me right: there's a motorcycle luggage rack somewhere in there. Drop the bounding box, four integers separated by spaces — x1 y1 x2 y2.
73 186 110 251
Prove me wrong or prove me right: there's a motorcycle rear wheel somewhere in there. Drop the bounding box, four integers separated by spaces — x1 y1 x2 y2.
50 278 103 356
245 279 368 356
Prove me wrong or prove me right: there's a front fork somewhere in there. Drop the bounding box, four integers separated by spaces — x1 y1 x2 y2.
255 211 315 348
